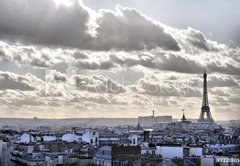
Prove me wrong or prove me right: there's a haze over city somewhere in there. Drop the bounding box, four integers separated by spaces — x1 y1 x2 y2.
0 0 239 120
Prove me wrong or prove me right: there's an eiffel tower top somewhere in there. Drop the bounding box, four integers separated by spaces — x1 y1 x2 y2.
202 69 209 107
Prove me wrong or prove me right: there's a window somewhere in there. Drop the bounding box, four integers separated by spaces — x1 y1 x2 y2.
133 138 136 144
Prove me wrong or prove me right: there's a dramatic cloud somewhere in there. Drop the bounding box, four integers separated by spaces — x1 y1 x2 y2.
0 41 53 67
185 28 219 51
92 6 180 51
0 72 41 91
0 0 92 48
0 0 180 51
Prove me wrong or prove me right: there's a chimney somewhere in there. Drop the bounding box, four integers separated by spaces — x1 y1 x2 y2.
143 130 150 142
153 110 155 117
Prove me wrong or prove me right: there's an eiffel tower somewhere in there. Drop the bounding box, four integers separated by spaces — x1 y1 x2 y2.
198 70 214 123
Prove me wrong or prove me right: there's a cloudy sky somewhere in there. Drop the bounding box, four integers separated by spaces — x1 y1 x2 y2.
0 0 239 120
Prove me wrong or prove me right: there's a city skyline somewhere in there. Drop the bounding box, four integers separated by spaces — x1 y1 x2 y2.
0 0 239 120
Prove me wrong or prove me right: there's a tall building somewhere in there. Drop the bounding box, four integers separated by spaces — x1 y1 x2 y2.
198 70 214 123
138 110 172 127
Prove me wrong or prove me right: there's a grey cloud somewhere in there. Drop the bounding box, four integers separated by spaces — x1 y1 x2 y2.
80 94 128 105
0 72 42 91
0 50 5 59
186 28 210 51
73 51 89 59
159 53 203 73
109 53 155 69
0 1 239 76
190 74 239 89
73 60 115 70
210 88 231 97
109 52 203 74
0 42 52 67
10 97 46 107
92 6 180 51
228 97 240 104
110 51 240 75
82 95 111 104
68 50 240 75
0 0 91 48
75 75 126 94
70 94 129 105
130 72 240 99
1 40 240 76
35 71 128 98
47 100 62 107
208 63 240 75
0 0 180 51
21 48 51 68
212 96 240 107
46 70 67 82
208 75 239 87
185 28 220 51
131 73 202 97
212 96 230 106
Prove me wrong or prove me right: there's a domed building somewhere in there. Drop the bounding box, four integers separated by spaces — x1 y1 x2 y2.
19 133 34 143
62 133 79 142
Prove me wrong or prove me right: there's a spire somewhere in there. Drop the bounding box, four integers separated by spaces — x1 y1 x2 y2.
135 121 143 131
202 69 209 107
137 121 140 127
181 109 186 121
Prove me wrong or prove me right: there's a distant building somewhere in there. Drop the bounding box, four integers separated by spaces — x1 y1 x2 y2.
138 110 172 127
